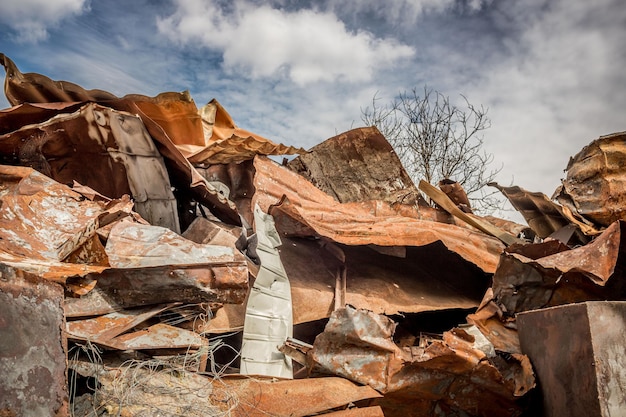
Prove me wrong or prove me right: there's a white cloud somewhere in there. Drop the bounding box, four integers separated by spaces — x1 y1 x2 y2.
157 1 414 85
0 0 88 43
466 0 626 195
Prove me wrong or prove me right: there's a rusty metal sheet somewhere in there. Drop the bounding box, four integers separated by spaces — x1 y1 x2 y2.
105 221 243 268
185 99 305 164
1 55 239 225
287 126 421 205
419 180 522 246
64 261 249 315
0 265 68 417
493 220 626 317
211 376 382 417
201 236 488 334
1 53 117 105
491 182 592 243
105 323 206 350
66 303 176 344
253 156 504 273
0 102 180 232
439 179 473 213
556 131 626 228
0 102 84 135
321 407 385 417
0 164 108 262
308 306 534 417
517 302 626 417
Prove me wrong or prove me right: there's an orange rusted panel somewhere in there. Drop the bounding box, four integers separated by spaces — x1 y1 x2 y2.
557 131 626 228
287 126 422 205
253 156 504 273
0 266 68 417
308 306 534 417
212 376 382 417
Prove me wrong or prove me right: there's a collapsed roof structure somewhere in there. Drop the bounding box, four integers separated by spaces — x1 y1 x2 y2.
0 53 624 417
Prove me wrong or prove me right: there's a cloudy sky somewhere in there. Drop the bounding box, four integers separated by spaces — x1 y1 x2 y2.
0 0 625 218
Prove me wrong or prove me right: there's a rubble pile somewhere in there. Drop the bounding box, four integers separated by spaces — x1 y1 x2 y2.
0 53 624 417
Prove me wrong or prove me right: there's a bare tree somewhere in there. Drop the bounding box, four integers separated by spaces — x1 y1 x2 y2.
361 86 502 212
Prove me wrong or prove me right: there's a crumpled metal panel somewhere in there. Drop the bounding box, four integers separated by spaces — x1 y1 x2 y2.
0 164 112 262
240 205 293 378
493 220 626 316
469 222 626 354
1 53 117 104
518 302 626 417
253 156 504 273
0 102 180 232
287 126 421 205
308 306 534 417
491 182 593 243
200 236 487 334
66 303 175 344
105 221 242 268
186 99 305 164
556 131 626 228
105 322 206 350
1 55 239 225
0 265 68 417
212 376 383 417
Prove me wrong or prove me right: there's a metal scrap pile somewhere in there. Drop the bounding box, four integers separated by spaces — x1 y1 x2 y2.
0 54 624 417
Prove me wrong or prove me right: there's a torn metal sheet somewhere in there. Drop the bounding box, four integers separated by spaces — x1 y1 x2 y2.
0 265 68 417
1 53 117 104
490 182 592 242
0 102 180 232
105 221 243 268
64 259 249 315
518 302 626 417
240 205 293 378
556 131 626 228
182 216 243 248
253 156 504 273
66 303 176 344
185 99 305 164
419 180 522 246
439 179 473 213
201 237 488 334
105 323 207 351
308 306 534 417
0 164 126 263
211 376 383 417
493 220 626 316
287 126 422 205
1 55 241 225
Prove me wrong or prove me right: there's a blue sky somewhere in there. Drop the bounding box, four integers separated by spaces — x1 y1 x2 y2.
1 0 625 218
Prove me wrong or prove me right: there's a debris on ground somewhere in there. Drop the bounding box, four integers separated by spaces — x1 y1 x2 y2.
0 53 625 417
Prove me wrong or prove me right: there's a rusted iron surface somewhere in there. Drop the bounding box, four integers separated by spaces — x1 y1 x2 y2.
287 126 421 205
0 266 68 417
66 304 176 344
491 182 592 243
201 237 488 334
518 302 626 417
494 220 626 316
212 376 382 417
308 306 534 417
105 221 243 268
420 180 522 246
556 131 626 228
189 99 305 164
439 178 473 213
254 156 504 273
106 323 206 350
0 53 117 104
0 102 180 231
